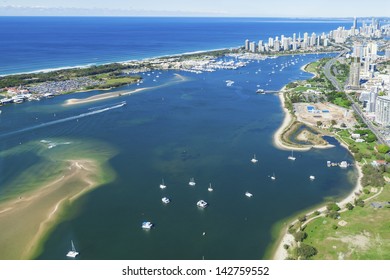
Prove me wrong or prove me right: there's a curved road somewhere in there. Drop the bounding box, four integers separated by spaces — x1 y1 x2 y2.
323 44 386 145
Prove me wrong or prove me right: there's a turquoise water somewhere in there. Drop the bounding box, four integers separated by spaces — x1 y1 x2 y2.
0 53 357 259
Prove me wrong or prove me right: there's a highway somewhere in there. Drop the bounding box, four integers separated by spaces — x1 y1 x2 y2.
323 44 387 145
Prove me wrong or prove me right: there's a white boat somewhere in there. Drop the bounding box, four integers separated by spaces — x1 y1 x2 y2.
309 175 315 180
339 161 348 168
245 192 253 197
271 173 276 180
208 183 213 192
189 178 196 186
160 179 166 189
162 197 170 204
66 240 79 258
142 221 153 229
256 89 265 94
251 154 258 163
288 150 296 161
197 200 208 208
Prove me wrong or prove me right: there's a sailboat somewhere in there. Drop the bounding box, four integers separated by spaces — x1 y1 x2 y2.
160 179 166 189
208 183 213 192
288 150 296 161
66 240 79 258
270 173 276 180
189 178 196 186
251 154 258 163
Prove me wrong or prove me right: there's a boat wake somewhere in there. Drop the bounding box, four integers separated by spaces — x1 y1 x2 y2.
0 101 126 139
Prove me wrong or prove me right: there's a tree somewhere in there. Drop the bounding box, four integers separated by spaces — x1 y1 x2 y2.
297 243 317 259
340 123 347 128
331 120 337 126
316 121 323 127
355 198 365 207
326 202 340 212
346 202 354 210
294 231 308 242
298 215 307 223
328 210 340 219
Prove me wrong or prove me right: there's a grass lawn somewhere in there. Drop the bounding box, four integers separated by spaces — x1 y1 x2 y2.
301 185 390 260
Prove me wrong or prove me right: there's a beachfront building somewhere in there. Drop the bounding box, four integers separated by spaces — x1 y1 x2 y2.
375 96 390 126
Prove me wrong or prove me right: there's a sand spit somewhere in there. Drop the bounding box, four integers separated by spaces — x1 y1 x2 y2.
0 159 101 259
64 73 188 106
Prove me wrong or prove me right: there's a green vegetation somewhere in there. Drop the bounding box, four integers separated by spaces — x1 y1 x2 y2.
279 51 390 260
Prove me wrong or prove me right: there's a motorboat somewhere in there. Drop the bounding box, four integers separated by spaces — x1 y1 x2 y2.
142 221 153 229
197 200 208 208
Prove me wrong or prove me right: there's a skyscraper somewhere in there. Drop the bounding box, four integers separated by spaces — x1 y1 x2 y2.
245 39 250 51
349 60 360 89
375 96 390 126
353 16 357 29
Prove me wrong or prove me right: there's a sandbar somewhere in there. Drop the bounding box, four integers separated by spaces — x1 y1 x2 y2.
0 159 102 259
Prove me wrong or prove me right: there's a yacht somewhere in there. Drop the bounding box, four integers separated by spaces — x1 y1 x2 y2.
245 192 253 198
197 200 208 208
251 154 258 163
256 89 265 94
208 183 213 192
271 173 276 180
66 240 79 258
142 221 153 229
309 175 315 180
162 197 170 204
160 179 166 189
339 161 348 168
288 150 296 161
189 178 196 186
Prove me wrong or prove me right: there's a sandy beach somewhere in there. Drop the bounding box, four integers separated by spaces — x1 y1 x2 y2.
0 159 104 259
65 87 149 105
64 73 188 106
273 88 312 151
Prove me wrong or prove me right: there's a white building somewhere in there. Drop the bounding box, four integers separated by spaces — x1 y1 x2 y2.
375 96 390 126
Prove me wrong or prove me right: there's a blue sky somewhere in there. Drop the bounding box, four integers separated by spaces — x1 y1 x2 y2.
1 0 389 17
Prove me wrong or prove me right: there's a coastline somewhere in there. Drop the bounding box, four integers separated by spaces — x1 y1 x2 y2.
271 56 363 260
0 159 112 259
272 162 363 260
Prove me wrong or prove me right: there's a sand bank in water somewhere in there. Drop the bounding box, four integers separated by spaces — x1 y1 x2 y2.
0 159 101 259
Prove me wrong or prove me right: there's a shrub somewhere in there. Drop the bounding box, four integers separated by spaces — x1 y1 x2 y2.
326 203 340 212
294 231 308 242
346 202 354 210
297 243 318 259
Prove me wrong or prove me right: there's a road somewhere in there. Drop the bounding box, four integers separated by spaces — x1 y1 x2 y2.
323 44 387 145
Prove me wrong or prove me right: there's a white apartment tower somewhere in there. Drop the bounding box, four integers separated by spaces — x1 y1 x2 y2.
375 96 390 126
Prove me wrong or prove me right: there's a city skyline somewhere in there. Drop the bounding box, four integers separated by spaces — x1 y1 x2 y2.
1 0 390 17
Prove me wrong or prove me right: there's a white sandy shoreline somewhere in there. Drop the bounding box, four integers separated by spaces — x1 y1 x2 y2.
272 58 363 260
272 163 363 260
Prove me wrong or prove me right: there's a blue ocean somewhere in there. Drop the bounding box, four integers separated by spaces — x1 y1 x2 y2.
0 17 357 260
0 17 350 75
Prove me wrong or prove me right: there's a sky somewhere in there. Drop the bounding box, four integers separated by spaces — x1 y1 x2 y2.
1 0 390 17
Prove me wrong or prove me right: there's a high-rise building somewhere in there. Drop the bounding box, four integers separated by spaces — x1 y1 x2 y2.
375 96 390 126
353 42 363 59
268 37 274 48
245 39 250 51
310 33 317 47
249 41 256 53
274 40 281 51
303 32 309 45
353 16 357 29
367 87 378 113
282 38 289 51
349 60 361 89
